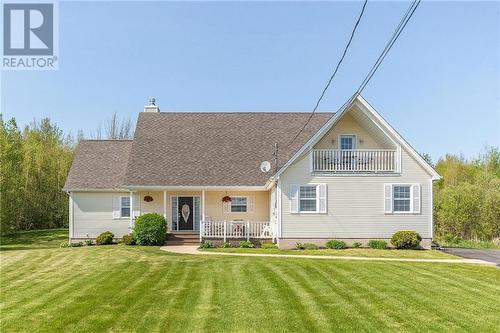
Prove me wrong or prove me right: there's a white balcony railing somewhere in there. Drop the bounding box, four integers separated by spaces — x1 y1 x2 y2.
200 220 276 242
312 149 397 173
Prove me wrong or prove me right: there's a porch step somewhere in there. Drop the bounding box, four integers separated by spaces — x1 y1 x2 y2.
165 233 200 245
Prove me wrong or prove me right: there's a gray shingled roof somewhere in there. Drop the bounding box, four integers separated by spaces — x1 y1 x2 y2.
122 112 333 187
64 140 132 190
64 112 333 190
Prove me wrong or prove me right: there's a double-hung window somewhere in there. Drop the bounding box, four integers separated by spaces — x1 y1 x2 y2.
393 185 411 212
299 185 317 212
121 196 131 218
384 184 421 214
340 135 356 150
230 197 247 213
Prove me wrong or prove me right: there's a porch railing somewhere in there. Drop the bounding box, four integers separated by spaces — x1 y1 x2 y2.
312 149 397 173
200 220 276 242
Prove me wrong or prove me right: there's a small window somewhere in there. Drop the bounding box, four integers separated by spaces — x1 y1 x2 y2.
121 196 131 217
299 185 317 212
393 185 411 212
231 197 247 213
340 135 356 150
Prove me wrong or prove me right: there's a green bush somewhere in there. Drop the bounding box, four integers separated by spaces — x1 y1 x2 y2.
391 230 422 249
261 243 277 249
122 234 136 246
133 213 166 246
239 240 254 248
84 239 94 246
60 241 83 248
296 242 304 250
96 231 114 245
302 243 319 250
222 241 232 248
352 242 362 248
368 240 387 249
199 241 214 249
326 240 346 249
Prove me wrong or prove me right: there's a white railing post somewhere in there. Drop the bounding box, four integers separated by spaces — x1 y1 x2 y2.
246 221 250 241
223 220 227 242
199 220 203 242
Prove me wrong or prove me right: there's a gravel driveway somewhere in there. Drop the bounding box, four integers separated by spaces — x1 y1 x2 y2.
441 248 500 266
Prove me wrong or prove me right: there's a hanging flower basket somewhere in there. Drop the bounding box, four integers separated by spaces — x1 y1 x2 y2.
143 195 154 202
222 196 232 203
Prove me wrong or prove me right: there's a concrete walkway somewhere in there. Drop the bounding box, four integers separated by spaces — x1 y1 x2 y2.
160 245 497 266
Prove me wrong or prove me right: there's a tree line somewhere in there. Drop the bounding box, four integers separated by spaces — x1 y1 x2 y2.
1 115 498 241
0 114 133 234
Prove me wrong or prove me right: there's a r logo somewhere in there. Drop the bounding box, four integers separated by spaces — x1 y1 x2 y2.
3 3 54 56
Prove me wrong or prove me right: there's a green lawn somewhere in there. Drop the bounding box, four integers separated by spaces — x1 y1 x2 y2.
1 230 499 333
202 247 460 259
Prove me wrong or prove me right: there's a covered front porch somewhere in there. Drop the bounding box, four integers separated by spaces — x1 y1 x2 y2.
130 187 276 243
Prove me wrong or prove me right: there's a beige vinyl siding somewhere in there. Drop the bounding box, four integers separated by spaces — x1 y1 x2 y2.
72 192 131 238
204 191 269 221
279 148 432 239
314 112 393 149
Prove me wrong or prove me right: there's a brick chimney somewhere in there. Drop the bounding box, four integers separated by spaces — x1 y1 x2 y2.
144 98 160 112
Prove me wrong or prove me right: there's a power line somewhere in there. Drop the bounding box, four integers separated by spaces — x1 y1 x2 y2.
355 0 421 94
287 0 368 147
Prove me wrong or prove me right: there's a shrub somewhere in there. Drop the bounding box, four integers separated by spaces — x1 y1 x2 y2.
368 240 387 249
296 242 304 250
261 243 277 249
199 241 214 249
352 242 362 248
122 234 136 246
391 230 422 249
60 241 83 248
133 213 166 246
303 243 319 250
326 240 346 249
222 241 232 248
239 240 254 248
84 239 94 246
96 231 114 245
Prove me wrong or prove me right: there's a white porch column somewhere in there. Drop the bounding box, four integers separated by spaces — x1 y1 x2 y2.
163 190 168 232
129 191 134 230
201 190 206 222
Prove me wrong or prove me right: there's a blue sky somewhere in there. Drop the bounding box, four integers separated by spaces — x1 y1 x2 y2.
1 0 499 161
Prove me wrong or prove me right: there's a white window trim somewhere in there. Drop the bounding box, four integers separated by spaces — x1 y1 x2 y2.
228 196 249 214
299 185 319 213
338 134 357 150
120 195 131 218
385 183 420 215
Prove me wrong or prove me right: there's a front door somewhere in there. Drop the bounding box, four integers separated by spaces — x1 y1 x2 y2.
178 197 194 230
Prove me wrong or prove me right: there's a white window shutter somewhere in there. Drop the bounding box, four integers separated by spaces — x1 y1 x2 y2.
112 196 121 219
412 184 421 214
290 184 299 213
384 184 393 214
223 201 231 213
318 184 327 213
132 194 140 219
247 196 255 213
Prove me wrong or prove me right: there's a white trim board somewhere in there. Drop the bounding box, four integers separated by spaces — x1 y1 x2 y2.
273 94 441 180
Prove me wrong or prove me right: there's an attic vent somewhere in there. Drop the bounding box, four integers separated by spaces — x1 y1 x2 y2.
144 98 160 112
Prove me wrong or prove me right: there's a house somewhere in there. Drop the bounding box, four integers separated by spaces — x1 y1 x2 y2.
63 95 440 249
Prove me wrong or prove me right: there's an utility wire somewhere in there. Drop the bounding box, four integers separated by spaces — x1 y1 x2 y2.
287 0 368 147
355 0 421 94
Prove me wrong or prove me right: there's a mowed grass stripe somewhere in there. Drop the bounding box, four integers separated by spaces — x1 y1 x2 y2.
1 230 500 333
288 260 392 332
